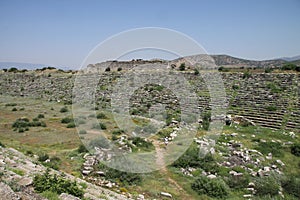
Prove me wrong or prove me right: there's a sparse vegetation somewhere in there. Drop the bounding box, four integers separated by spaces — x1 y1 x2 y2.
60 106 68 113
179 63 186 71
33 169 84 198
191 176 229 198
12 117 46 132
291 143 300 157
96 112 106 119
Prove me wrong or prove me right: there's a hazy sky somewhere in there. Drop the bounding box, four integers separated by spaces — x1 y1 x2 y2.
0 0 300 68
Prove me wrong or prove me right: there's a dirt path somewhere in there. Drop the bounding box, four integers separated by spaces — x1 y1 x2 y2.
153 140 192 199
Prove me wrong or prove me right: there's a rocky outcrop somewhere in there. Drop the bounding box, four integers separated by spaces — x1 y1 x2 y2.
0 146 132 200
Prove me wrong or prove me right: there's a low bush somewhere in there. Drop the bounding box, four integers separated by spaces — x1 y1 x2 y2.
96 113 106 119
173 143 219 173
281 176 300 198
43 156 61 170
97 163 141 186
5 103 17 107
131 137 154 150
112 129 125 135
37 114 45 118
254 176 280 196
191 176 229 198
226 174 249 189
179 63 186 71
60 107 68 113
66 122 76 128
12 118 46 132
0 141 5 147
78 144 88 153
291 143 300 157
92 122 107 130
61 117 73 124
266 105 277 111
33 169 84 198
38 153 49 162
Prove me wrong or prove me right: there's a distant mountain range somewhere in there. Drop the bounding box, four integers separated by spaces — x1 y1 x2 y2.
280 55 300 62
0 62 47 70
1 54 299 70
0 62 70 70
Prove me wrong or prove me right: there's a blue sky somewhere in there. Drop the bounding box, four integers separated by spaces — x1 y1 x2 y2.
0 0 300 68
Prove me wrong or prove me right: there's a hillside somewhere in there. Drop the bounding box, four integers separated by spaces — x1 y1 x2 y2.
210 55 286 68
0 64 299 199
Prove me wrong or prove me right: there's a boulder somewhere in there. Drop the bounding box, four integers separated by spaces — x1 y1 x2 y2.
0 182 21 200
160 192 172 198
59 193 80 200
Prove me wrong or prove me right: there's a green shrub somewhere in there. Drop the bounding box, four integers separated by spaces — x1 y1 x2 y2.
201 112 211 130
266 82 282 93
291 144 300 157
61 117 73 124
179 63 186 71
33 169 84 198
112 129 125 135
38 114 45 118
105 67 111 72
157 127 173 138
281 63 298 71
131 137 154 150
173 143 219 173
11 118 45 132
232 84 239 90
8 67 18 72
60 107 68 113
5 103 17 106
117 67 122 71
265 68 272 73
242 70 251 79
282 176 300 198
266 105 277 111
191 176 229 198
12 118 29 127
33 117 39 122
78 144 88 153
38 153 49 162
254 176 280 196
96 113 106 119
92 122 107 130
226 174 249 189
43 156 61 170
0 141 5 147
12 107 17 111
66 122 76 128
218 66 229 72
97 163 141 186
194 68 200 75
